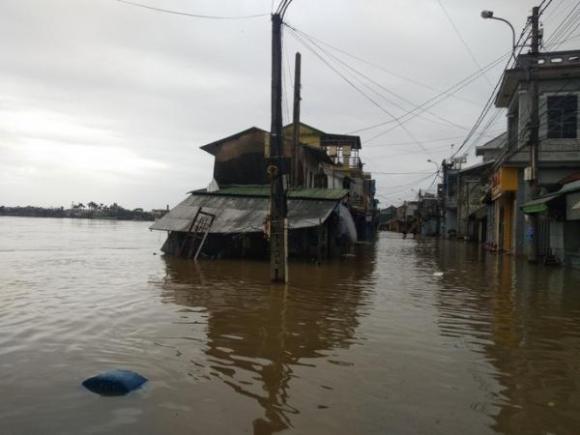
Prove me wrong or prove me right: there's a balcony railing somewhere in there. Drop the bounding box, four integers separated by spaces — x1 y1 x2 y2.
330 156 362 169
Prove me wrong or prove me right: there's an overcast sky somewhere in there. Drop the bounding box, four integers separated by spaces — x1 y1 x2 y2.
1 0 578 209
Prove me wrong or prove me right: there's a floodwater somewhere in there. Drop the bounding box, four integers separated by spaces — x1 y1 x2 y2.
1 217 580 435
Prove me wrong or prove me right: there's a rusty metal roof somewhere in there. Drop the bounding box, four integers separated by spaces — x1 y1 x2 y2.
199 126 268 155
150 194 340 234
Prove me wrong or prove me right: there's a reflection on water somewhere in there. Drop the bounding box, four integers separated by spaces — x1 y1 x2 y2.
427 241 580 435
1 217 580 434
160 245 376 434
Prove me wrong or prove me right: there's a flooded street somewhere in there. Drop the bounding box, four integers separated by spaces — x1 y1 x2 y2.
1 217 580 435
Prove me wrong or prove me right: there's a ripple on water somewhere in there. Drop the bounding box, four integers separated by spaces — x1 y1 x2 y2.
2 221 580 434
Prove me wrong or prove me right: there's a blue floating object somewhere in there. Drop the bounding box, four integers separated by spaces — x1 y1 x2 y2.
82 369 148 396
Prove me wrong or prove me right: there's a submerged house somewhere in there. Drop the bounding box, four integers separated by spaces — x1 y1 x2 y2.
151 123 375 260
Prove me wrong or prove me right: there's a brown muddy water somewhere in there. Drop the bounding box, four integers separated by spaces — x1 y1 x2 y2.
1 216 580 434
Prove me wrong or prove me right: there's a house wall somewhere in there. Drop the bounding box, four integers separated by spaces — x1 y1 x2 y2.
507 79 580 165
213 130 269 185
493 194 515 252
282 124 323 158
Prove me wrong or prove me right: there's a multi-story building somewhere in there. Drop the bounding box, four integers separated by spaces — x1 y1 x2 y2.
490 49 580 259
151 122 378 259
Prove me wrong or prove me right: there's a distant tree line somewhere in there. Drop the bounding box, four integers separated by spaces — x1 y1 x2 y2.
0 202 156 221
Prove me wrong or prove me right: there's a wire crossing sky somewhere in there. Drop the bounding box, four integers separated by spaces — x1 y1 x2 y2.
0 0 578 209
115 0 269 20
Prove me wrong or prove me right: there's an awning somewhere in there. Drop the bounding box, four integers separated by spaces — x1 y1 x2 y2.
521 194 559 214
150 194 339 234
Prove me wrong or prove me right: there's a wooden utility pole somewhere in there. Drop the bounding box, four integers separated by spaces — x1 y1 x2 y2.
527 5 540 262
292 52 302 187
269 12 288 282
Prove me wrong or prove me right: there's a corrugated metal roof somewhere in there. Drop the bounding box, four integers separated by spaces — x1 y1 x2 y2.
521 194 559 214
192 185 349 201
559 180 580 195
520 180 580 214
150 194 339 234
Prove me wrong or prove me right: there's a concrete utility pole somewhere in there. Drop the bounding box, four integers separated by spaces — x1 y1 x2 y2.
527 5 540 262
269 12 288 282
292 52 302 187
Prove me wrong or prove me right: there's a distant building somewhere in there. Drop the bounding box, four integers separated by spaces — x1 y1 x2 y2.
378 205 397 231
416 192 439 237
439 160 460 238
456 161 492 242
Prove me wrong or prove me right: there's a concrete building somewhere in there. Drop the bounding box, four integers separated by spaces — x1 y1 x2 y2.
491 49 580 259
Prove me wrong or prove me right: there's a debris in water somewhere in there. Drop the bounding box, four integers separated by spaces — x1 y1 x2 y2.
82 369 148 396
433 272 444 277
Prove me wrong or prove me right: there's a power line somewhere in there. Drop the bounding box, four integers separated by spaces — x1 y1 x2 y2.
457 4 579 161
283 22 481 108
449 21 533 160
539 0 554 14
114 0 269 20
364 134 469 148
276 0 293 16
550 7 580 49
349 52 510 138
545 1 580 46
287 25 470 132
377 172 438 190
286 26 434 156
366 143 457 159
436 0 493 86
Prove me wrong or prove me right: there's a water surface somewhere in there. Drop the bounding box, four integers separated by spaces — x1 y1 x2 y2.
1 216 580 434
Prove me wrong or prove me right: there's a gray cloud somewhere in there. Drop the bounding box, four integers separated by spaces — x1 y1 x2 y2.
0 0 576 208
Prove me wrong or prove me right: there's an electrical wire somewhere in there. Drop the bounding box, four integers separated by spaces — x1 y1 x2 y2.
114 0 269 19
436 0 493 86
349 52 510 138
448 22 533 160
283 22 481 108
286 27 434 156
539 0 554 14
545 1 580 46
286 24 470 132
457 3 579 162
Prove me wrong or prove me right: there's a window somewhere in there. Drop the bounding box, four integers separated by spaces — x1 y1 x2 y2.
547 95 577 139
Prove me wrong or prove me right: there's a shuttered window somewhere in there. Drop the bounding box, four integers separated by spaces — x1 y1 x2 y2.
547 95 577 139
